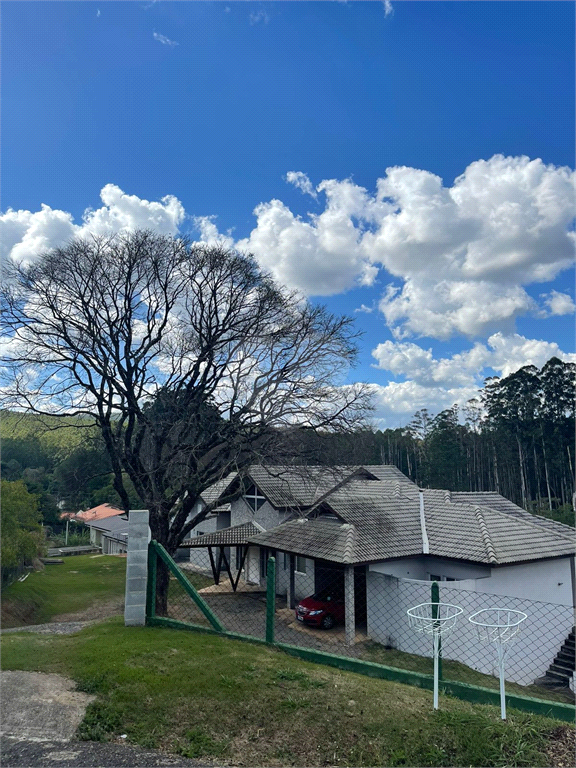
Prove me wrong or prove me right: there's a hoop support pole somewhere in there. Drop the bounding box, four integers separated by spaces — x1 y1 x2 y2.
497 644 506 720
433 632 439 710
431 581 442 680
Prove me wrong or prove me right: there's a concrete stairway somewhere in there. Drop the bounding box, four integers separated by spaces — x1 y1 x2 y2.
543 627 575 687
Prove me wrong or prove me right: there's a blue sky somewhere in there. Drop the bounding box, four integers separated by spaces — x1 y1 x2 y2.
2 1 575 426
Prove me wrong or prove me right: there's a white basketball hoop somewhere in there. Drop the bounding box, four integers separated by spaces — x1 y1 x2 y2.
407 602 463 710
469 608 528 720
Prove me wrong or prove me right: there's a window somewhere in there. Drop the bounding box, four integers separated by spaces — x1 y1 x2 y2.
196 531 205 537
244 484 266 511
429 573 441 582
283 553 289 570
296 556 307 574
444 576 456 582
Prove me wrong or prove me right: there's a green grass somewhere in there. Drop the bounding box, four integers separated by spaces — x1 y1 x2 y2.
361 642 575 704
2 617 571 767
1 555 126 627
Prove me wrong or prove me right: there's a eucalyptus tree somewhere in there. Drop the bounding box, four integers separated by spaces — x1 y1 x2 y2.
2 231 372 611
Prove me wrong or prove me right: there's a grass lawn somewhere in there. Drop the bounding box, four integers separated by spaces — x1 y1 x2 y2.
2 617 572 767
1 555 127 627
1 555 212 628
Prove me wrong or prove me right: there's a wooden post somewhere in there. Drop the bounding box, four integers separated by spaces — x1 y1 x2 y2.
266 556 276 644
344 565 355 647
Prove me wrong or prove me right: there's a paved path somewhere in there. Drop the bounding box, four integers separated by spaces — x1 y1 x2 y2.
1 620 99 635
1 738 213 767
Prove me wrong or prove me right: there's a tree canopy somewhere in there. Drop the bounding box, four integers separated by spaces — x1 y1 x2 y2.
1 479 45 586
2 231 371 558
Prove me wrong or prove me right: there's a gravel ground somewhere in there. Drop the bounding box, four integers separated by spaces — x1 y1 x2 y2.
1 620 99 635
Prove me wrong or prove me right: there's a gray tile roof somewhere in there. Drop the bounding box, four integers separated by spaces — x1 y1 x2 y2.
249 481 575 567
246 465 366 508
197 464 407 511
88 515 130 535
199 475 238 506
181 521 265 548
448 491 574 540
361 465 418 486
249 517 357 563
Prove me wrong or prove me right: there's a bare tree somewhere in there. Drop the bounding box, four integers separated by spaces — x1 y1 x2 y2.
2 231 372 610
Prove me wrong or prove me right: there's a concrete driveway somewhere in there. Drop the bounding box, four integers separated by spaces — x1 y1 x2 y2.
0 671 214 767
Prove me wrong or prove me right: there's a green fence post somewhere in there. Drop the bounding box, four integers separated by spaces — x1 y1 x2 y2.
431 580 442 680
266 556 276 644
146 541 157 620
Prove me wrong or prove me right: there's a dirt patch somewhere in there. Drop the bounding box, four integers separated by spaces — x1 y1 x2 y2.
546 725 576 768
51 597 124 623
1 599 40 628
2 597 124 630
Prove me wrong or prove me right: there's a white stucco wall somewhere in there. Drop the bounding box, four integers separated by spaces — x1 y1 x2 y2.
187 503 218 570
369 557 490 582
471 558 574 606
369 556 574 607
366 571 575 686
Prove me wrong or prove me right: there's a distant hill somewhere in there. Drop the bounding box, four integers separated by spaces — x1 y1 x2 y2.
1 410 97 457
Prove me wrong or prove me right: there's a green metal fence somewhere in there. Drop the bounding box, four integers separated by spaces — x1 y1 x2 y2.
145 541 575 723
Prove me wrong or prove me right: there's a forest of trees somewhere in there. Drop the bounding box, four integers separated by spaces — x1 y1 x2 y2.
322 357 575 525
2 356 574 531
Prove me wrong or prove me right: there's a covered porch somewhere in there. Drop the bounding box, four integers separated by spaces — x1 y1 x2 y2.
180 521 265 592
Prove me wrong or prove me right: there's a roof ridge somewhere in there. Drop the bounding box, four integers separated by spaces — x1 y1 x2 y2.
341 523 356 563
474 506 498 564
419 490 430 554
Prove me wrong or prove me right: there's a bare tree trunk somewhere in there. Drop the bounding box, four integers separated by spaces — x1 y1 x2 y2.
541 435 553 511
155 559 170 617
492 442 500 494
517 437 527 509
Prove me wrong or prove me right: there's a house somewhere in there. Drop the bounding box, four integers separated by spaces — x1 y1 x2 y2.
181 464 401 585
88 513 130 554
62 503 125 524
182 465 575 685
249 479 575 685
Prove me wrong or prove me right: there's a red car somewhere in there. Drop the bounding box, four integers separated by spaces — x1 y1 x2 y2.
295 590 345 630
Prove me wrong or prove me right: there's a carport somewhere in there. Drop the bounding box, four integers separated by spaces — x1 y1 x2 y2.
249 517 365 646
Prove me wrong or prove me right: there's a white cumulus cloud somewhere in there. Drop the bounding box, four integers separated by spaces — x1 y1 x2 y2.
286 171 318 200
541 289 576 317
369 332 576 424
220 155 574 340
1 185 185 265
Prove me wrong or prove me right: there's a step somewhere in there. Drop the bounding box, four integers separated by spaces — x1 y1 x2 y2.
545 667 572 685
552 656 575 672
562 640 575 652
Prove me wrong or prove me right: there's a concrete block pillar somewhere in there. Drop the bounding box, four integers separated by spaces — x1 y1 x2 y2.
124 510 150 627
344 565 356 647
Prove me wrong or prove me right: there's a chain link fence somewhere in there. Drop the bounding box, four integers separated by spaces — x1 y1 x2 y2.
149 544 575 704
